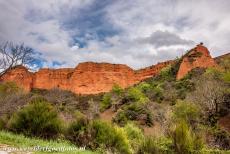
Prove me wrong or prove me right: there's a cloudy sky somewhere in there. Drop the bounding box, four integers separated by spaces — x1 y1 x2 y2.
0 0 229 69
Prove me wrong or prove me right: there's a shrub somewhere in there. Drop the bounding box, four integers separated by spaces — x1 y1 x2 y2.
91 120 131 154
127 87 149 103
173 100 200 126
66 115 92 147
172 121 204 154
211 127 230 150
113 103 153 126
222 71 230 83
160 65 174 80
67 119 132 153
138 136 173 154
137 82 151 93
113 110 128 126
0 82 21 98
112 84 124 96
9 99 62 139
100 93 112 111
124 123 144 151
152 86 164 103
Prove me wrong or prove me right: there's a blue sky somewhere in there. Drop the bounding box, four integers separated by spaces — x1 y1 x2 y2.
0 0 230 69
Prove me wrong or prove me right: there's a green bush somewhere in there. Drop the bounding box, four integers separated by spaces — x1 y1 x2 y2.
92 120 131 154
136 82 151 93
9 99 62 139
113 110 128 126
222 71 230 83
67 119 132 153
113 103 153 126
0 82 21 98
112 84 124 96
127 87 149 103
175 78 194 98
138 136 173 154
172 121 204 154
124 123 144 151
160 65 174 80
100 94 112 111
66 115 92 147
152 86 164 103
173 101 200 126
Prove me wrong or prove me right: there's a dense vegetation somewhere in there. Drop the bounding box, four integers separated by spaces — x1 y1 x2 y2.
0 56 229 153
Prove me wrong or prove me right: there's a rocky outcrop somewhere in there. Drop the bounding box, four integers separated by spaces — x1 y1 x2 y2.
33 68 74 91
0 66 33 92
0 61 172 94
176 44 216 80
69 62 137 94
136 60 174 81
0 44 220 94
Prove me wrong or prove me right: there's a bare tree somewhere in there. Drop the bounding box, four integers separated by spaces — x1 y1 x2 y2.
0 42 35 76
186 74 225 117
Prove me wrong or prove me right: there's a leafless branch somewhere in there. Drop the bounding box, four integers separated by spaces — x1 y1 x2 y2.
0 42 35 76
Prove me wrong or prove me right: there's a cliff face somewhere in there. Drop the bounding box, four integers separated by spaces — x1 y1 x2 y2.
136 60 174 81
0 61 172 94
176 44 216 80
0 45 219 94
70 62 137 94
0 66 33 92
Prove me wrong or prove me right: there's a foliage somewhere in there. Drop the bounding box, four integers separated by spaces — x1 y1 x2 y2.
113 102 153 126
127 87 149 103
112 84 124 96
175 77 195 99
9 99 63 139
0 82 21 98
113 110 128 126
159 65 175 80
67 119 132 154
0 131 94 154
124 123 144 151
210 127 230 150
100 93 112 111
138 136 173 154
136 82 151 93
91 120 131 154
66 114 92 147
172 121 204 154
152 86 164 103
173 100 200 125
187 71 226 124
222 71 230 83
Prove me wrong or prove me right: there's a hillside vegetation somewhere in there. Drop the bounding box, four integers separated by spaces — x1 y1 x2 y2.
0 55 229 153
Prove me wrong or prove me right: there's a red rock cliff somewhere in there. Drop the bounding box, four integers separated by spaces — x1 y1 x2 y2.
0 44 219 94
0 61 172 94
0 66 33 92
176 44 216 80
135 60 174 81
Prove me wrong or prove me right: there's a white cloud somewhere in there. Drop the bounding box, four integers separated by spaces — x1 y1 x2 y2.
0 0 229 69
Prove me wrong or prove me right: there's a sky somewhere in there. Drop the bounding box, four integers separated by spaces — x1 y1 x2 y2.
0 0 229 69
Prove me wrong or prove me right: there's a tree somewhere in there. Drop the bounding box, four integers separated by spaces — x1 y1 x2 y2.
0 42 35 75
186 72 225 119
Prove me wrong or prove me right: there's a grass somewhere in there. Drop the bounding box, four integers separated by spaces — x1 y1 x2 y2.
0 131 96 154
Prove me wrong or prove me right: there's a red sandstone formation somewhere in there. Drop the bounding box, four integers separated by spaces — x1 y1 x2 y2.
0 66 33 92
136 60 174 81
0 61 172 94
0 44 220 94
176 44 216 80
